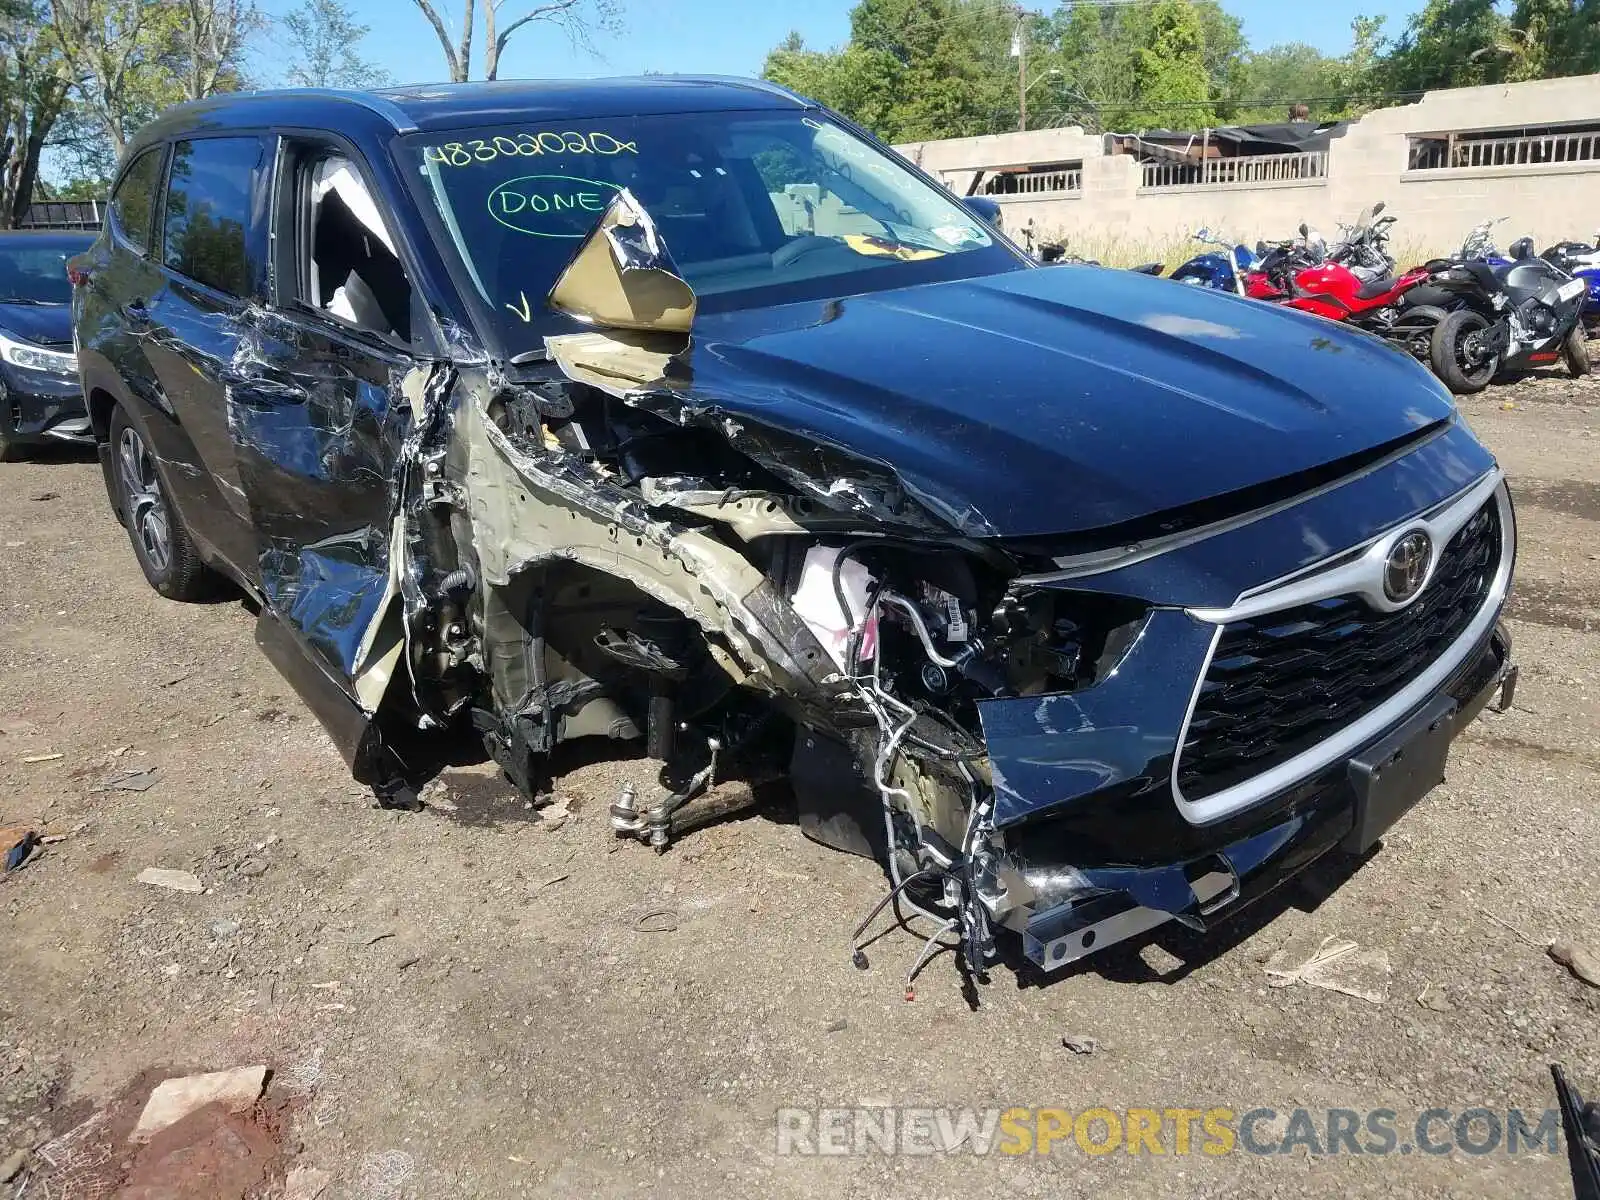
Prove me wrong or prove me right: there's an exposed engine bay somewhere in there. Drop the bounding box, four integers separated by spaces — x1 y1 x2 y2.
335 191 1167 986
246 189 1510 990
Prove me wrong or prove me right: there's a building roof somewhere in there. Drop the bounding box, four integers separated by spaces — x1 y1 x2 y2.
1116 121 1347 158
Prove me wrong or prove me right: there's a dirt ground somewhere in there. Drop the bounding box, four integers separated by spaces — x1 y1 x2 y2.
3 367 1599 1199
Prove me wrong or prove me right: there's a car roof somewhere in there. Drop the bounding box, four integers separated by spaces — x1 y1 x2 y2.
132 76 809 145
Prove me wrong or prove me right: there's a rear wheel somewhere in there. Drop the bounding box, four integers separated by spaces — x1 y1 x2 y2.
1430 309 1500 395
1564 324 1592 378
1388 304 1447 362
110 407 211 600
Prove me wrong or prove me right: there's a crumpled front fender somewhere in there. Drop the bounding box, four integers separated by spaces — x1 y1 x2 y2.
976 608 1213 829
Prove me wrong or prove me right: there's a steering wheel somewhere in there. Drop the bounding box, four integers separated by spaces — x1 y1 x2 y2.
773 235 840 269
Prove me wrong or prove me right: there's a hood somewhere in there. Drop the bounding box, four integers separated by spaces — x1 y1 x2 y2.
680 267 1455 538
0 301 73 349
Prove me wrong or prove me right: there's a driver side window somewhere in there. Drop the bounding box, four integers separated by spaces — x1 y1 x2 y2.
297 151 413 342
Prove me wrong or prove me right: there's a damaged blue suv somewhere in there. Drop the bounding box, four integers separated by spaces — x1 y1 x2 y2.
72 79 1517 980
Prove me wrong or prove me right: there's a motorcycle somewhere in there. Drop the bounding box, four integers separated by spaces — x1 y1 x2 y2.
1541 232 1600 333
1425 234 1591 393
1244 203 1446 363
1014 219 1157 271
1169 228 1258 294
1329 205 1400 283
1245 228 1328 299
960 199 1072 265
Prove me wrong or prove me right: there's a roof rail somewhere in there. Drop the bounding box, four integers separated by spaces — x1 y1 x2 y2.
653 74 810 107
272 88 420 134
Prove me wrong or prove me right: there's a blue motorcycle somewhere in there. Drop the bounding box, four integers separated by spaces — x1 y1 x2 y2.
1543 233 1600 332
1168 229 1259 294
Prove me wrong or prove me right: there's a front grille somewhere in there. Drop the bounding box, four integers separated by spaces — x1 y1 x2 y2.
1177 499 1502 801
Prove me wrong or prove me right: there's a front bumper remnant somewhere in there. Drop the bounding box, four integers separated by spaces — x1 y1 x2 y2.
3 372 89 447
990 624 1514 973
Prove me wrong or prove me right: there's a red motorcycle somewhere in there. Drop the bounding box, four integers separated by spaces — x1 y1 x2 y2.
1245 204 1446 362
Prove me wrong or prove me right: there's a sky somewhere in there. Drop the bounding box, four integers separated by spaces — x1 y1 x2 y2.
251 0 1425 90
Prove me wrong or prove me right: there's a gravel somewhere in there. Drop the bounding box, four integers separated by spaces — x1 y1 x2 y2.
2 370 1598 1197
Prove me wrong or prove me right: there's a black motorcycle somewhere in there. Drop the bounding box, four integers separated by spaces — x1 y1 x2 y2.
1418 236 1591 395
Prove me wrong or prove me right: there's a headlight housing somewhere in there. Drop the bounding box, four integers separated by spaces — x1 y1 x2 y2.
0 330 77 375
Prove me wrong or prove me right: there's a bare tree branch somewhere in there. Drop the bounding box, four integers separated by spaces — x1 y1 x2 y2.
483 0 615 80
494 0 579 49
407 0 471 82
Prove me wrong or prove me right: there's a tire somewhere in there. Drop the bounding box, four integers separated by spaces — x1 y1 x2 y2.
109 407 212 601
1387 303 1447 362
1430 309 1500 396
1564 324 1592 378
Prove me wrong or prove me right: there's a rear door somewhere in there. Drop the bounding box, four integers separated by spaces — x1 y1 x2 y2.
78 145 171 433
140 134 274 574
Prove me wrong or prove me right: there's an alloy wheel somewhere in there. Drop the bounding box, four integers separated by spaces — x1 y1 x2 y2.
118 426 172 575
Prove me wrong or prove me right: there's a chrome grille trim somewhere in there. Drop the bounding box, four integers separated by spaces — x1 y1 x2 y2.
1170 471 1514 826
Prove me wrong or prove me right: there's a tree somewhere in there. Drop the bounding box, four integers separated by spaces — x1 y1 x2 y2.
47 0 255 160
39 102 117 192
1378 0 1510 92
282 0 391 89
1024 0 1246 132
763 0 1016 142
1505 0 1600 79
762 32 837 104
761 33 906 137
1336 14 1389 111
1121 0 1214 129
1 0 73 227
173 0 260 101
1236 43 1345 122
850 0 999 141
1192 0 1246 115
48 0 159 159
761 0 1589 142
406 0 620 83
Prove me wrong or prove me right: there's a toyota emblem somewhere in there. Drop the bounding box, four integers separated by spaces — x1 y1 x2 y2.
1384 531 1433 603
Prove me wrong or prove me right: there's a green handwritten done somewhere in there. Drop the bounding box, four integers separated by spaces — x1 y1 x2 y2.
488 175 621 237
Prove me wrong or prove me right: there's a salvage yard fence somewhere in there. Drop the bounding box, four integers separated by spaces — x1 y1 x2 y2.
1407 128 1600 171
18 200 105 230
979 164 1083 198
1139 150 1330 192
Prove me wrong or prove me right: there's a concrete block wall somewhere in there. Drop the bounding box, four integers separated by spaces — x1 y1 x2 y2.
894 74 1600 256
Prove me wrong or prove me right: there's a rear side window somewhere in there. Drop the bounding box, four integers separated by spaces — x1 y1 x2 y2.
111 148 164 253
163 137 269 298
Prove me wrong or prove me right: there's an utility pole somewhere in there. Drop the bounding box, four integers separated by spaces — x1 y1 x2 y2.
1012 9 1029 132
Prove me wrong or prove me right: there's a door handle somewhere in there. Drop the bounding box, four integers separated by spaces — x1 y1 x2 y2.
122 300 151 326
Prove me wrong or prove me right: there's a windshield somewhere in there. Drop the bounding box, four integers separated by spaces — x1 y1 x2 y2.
406 111 1015 349
0 238 88 305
